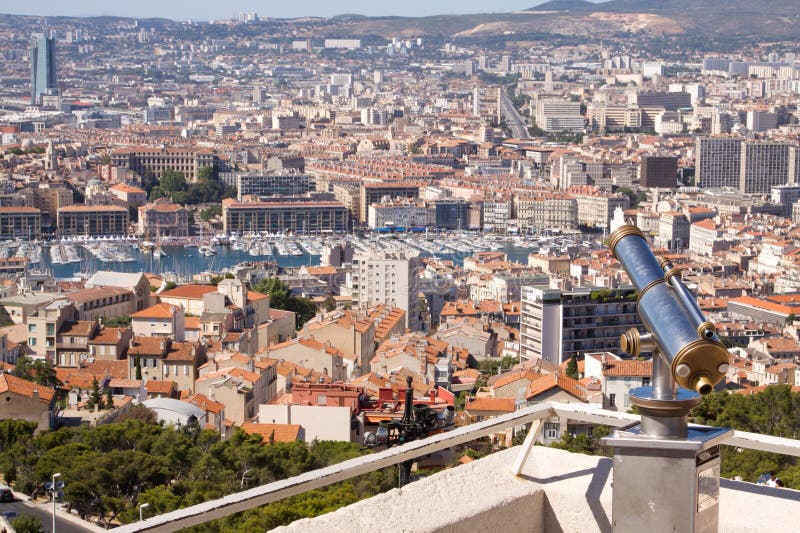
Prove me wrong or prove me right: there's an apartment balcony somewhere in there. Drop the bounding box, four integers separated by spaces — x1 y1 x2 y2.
121 403 800 533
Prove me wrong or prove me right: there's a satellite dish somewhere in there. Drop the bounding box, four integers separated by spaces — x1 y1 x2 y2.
44 482 53 490
55 481 65 489
56 490 64 499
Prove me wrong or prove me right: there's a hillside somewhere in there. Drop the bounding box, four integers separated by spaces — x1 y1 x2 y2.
320 0 800 40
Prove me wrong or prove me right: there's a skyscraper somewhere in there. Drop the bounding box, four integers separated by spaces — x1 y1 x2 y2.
30 34 57 105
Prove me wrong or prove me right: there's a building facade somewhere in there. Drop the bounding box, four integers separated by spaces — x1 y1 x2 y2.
138 200 189 238
222 198 349 234
0 207 41 239
111 147 217 181
520 286 642 365
57 205 129 236
30 34 57 105
350 250 422 331
695 137 742 189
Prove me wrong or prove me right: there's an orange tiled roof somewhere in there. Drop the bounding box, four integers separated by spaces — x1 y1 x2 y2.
160 284 217 300
465 397 516 413
131 302 177 319
602 359 652 378
241 423 301 443
0 373 55 403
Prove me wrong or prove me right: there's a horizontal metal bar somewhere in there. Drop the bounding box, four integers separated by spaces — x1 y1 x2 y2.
118 402 558 532
724 430 800 458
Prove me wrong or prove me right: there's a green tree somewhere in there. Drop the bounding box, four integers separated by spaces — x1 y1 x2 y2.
12 356 60 388
104 315 131 327
105 387 114 410
134 356 142 380
86 378 105 410
200 204 222 222
478 356 516 375
11 514 43 533
566 354 580 379
323 296 337 312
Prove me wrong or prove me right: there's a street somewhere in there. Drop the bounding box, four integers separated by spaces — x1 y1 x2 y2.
500 87 531 140
1 498 96 533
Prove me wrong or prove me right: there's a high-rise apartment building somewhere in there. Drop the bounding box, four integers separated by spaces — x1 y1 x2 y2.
695 137 742 189
535 99 584 132
640 156 678 188
349 250 422 331
520 286 642 365
30 34 57 105
739 141 792 194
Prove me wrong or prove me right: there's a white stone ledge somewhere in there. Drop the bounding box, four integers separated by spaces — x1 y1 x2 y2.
273 446 800 533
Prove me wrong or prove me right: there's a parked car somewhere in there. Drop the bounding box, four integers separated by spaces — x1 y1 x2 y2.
0 485 13 503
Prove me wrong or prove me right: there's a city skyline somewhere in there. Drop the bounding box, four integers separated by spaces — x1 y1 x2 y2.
0 0 606 20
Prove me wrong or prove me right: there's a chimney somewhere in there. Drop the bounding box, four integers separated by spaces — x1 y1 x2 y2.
31 389 39 400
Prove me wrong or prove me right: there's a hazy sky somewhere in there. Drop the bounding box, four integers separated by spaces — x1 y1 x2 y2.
0 0 605 20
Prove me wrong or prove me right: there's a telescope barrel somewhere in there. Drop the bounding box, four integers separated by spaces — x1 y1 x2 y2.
609 225 729 395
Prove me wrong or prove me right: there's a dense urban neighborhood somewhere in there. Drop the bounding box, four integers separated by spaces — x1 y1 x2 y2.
1 2 800 531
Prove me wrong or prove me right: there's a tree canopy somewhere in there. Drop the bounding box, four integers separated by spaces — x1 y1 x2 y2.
253 277 317 328
0 418 394 530
148 167 236 205
12 356 60 388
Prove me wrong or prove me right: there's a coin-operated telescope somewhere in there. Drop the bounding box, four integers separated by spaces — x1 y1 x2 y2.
602 225 732 533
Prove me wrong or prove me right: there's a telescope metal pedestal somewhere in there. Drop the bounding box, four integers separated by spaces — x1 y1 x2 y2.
603 425 732 533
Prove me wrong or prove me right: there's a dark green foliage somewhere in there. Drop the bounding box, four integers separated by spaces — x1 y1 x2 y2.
148 167 235 205
477 356 516 375
86 378 105 410
566 354 580 379
617 187 648 209
253 277 317 328
103 315 131 328
692 386 800 487
0 419 393 530
199 204 222 222
551 426 610 456
12 356 60 388
10 514 43 533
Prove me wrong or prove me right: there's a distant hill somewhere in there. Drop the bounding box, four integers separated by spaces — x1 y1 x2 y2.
526 0 597 11
319 0 800 41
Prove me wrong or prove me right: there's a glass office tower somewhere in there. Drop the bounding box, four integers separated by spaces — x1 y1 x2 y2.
30 35 57 105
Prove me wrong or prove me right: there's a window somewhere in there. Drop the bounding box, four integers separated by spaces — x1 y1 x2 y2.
642 377 650 387
609 393 616 407
28 324 36 333
317 395 327 405
543 422 559 440
28 337 36 346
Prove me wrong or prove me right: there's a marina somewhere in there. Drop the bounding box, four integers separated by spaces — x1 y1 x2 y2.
17 232 593 280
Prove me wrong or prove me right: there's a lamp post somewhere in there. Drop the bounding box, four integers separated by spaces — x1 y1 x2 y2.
139 502 150 522
51 472 61 533
363 376 455 487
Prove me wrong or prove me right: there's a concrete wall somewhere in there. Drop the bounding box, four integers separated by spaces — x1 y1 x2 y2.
272 445 800 533
258 404 353 442
0 391 53 431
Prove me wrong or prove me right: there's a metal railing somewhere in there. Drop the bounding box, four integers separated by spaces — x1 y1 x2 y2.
116 401 800 533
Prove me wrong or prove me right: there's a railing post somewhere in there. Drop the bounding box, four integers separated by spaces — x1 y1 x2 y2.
510 419 542 476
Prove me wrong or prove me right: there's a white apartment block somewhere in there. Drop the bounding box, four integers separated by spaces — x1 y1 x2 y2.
695 137 742 189
520 286 641 366
367 201 434 229
739 141 793 194
535 99 584 132
349 250 422 331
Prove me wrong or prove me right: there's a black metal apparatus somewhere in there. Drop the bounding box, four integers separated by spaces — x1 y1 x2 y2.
603 224 732 533
363 376 455 487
